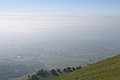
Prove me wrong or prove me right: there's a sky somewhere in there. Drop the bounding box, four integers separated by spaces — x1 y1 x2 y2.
0 0 120 32
0 0 120 16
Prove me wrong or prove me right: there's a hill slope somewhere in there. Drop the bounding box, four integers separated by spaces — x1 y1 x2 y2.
17 55 120 80
52 55 120 80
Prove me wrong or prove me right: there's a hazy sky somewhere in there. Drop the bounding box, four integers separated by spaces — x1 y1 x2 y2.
0 0 120 15
0 0 120 32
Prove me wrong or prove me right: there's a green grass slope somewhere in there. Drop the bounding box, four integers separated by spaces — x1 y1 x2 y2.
16 55 120 80
52 55 120 80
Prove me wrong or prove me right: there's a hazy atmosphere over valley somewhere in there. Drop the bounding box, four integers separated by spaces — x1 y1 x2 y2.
0 0 120 80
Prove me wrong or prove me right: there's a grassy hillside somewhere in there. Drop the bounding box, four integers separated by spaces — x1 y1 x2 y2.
17 55 120 80
52 55 120 80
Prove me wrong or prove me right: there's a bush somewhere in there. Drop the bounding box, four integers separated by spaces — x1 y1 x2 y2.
30 74 40 80
45 70 50 75
66 67 73 72
50 69 59 77
57 69 62 74
76 66 82 70
72 67 76 71
36 69 47 78
63 68 69 73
